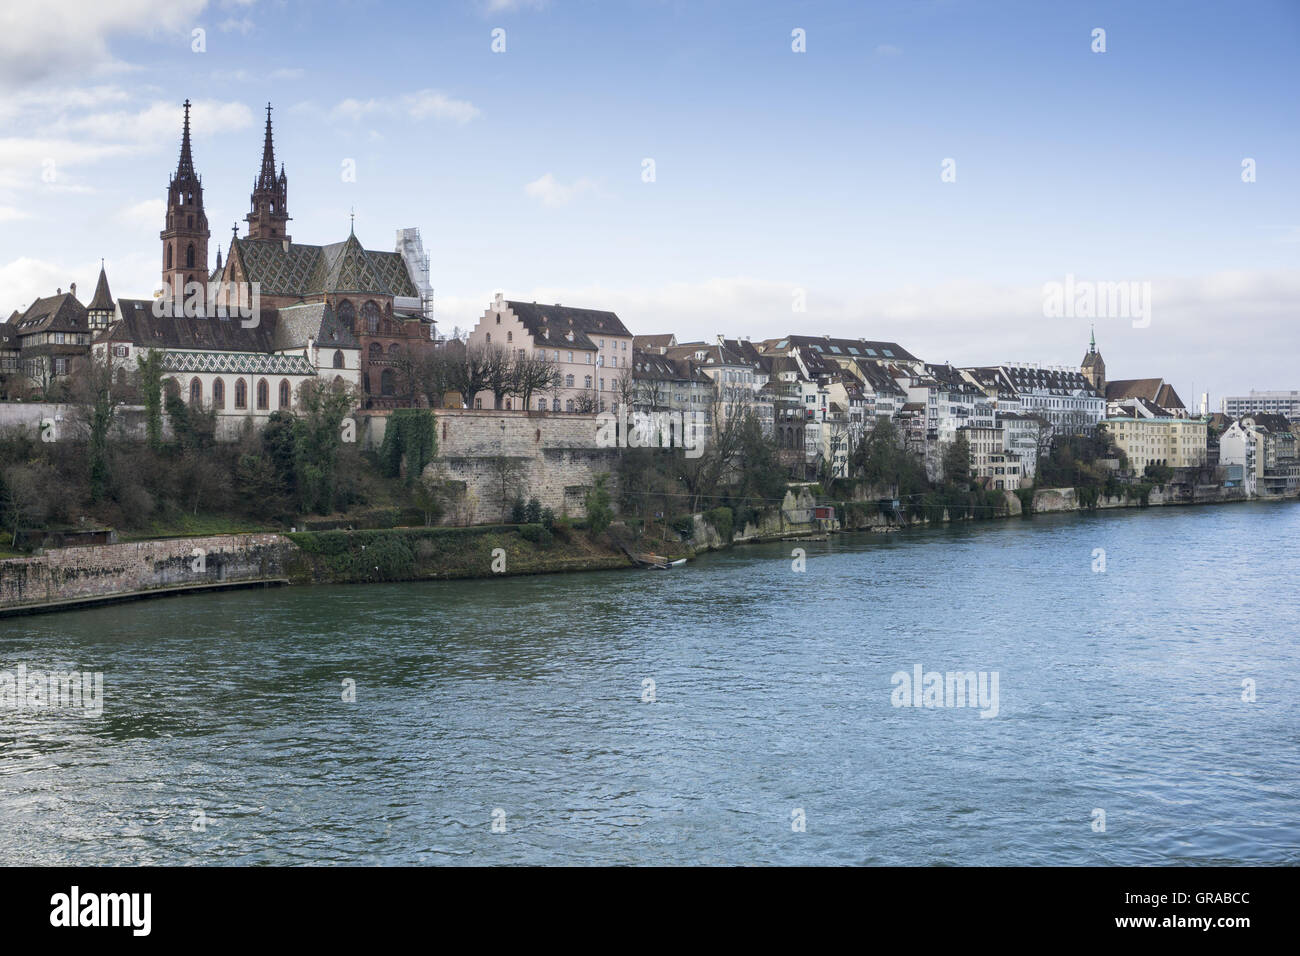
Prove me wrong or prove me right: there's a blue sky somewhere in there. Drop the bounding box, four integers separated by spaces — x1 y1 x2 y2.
1 0 1296 402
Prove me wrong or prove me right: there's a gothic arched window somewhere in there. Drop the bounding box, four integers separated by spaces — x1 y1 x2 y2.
388 343 401 356
279 379 291 408
332 350 344 369
166 246 173 269
337 300 355 331
186 244 195 268
361 300 381 334
189 377 202 406
256 378 269 410
368 342 382 360
380 368 395 396
234 378 247 409
213 378 225 409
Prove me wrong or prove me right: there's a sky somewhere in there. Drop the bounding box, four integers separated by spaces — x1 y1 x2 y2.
1 0 1296 405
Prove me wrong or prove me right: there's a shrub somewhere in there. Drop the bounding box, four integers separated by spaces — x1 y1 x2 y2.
705 505 734 543
671 515 695 537
524 497 542 524
540 507 555 530
510 497 526 524
520 522 553 547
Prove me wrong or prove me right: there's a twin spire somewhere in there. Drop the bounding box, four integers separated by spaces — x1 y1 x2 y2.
245 101 291 241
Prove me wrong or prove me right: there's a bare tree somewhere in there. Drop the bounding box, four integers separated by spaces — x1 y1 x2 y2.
513 351 562 411
483 343 515 409
447 341 494 408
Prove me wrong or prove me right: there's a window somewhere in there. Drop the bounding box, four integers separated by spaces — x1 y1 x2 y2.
186 244 195 268
381 369 395 396
256 378 269 410
279 379 291 408
235 378 248 409
485 332 491 343
362 300 381 334
567 351 573 363
369 342 382 360
507 331 513 343
166 246 173 269
553 398 561 411
584 375 592 389
337 300 355 330
565 399 574 412
54 358 68 375
213 378 225 409
190 377 202 406
538 399 546 410
333 350 344 369
565 374 574 387
388 343 402 356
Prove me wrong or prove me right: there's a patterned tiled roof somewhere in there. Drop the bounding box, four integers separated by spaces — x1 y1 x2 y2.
230 234 418 298
161 351 316 375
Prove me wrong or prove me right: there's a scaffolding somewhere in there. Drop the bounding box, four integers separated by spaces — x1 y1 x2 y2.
395 227 434 327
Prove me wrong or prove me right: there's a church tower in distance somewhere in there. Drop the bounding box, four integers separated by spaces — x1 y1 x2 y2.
160 99 210 291
1081 326 1106 394
246 103 290 241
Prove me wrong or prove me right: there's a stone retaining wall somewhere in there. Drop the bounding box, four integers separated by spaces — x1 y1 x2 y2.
0 533 294 611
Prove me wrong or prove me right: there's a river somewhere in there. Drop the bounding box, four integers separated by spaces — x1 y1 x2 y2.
2 502 1297 865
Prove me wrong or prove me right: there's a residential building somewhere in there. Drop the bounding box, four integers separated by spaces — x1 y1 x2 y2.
0 288 91 395
1105 407 1209 476
467 296 633 412
1219 413 1298 497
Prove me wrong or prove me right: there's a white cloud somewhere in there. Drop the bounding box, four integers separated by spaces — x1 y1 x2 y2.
330 90 481 125
0 253 160 314
219 17 255 35
524 173 597 207
0 206 31 222
0 0 208 88
479 0 547 12
117 198 166 228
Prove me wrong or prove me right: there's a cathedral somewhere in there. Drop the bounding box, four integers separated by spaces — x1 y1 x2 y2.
92 100 434 418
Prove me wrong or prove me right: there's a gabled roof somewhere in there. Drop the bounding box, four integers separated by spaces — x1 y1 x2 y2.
1241 412 1292 433
998 364 1102 397
506 301 631 350
9 293 88 335
1106 377 1185 410
633 333 677 351
273 301 359 351
762 334 919 363
853 358 907 396
98 299 275 352
631 349 711 384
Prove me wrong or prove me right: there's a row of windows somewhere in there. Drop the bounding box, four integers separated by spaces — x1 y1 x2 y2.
174 376 291 411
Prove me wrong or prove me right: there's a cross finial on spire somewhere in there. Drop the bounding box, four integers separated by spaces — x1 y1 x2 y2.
1090 323 1096 352
232 222 238 239
350 207 355 234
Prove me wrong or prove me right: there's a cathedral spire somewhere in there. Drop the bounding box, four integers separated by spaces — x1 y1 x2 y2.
161 99 210 291
175 99 197 184
258 102 276 188
246 101 290 241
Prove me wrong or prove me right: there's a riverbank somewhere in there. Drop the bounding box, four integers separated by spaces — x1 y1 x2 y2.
0 485 1291 617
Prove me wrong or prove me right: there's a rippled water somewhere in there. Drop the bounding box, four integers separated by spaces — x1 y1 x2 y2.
2 502 1297 865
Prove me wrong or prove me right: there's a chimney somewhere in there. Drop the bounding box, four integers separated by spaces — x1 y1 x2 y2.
70 282 77 297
